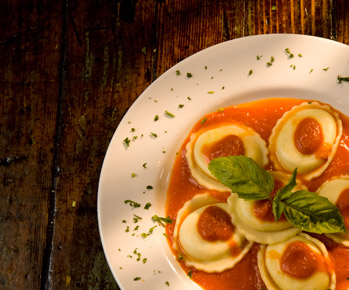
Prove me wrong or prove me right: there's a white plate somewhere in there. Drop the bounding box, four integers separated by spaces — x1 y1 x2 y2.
98 34 349 290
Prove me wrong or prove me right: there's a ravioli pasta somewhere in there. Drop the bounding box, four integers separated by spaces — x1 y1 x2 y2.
166 98 349 290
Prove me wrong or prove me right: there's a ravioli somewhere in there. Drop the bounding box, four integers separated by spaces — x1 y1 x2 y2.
316 176 349 247
258 233 336 290
227 171 303 244
269 102 342 180
186 124 268 191
172 193 253 273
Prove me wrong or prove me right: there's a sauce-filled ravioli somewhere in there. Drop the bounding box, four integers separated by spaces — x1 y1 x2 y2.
186 124 268 191
227 171 303 244
317 176 349 247
269 102 342 180
172 193 252 273
258 233 336 290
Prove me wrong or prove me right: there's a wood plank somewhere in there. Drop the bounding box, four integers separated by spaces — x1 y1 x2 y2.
46 0 157 288
0 0 62 289
333 0 349 44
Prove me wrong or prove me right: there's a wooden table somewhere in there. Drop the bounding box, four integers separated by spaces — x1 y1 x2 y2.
0 0 348 289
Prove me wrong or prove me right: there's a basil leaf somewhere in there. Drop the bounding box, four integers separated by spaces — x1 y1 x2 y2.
283 190 347 234
272 169 297 221
208 155 274 201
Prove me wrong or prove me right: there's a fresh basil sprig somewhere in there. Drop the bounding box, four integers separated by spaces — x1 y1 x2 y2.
208 155 346 234
208 155 274 201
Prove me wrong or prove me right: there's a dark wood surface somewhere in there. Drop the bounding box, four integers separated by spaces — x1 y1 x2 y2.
0 0 348 289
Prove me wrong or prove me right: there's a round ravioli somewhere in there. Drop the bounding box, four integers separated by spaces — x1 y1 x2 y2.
258 233 336 290
316 176 349 247
227 171 304 244
269 102 342 180
186 124 269 191
172 193 253 273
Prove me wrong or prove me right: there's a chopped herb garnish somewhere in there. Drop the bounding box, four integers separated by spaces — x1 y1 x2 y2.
124 200 141 208
133 214 142 223
207 91 214 94
179 104 184 108
154 115 159 121
257 55 262 60
144 202 152 209
222 86 225 90
122 219 127 223
125 226 130 232
152 215 174 226
131 173 137 178
134 225 139 230
143 258 147 263
165 110 175 118
150 132 158 138
285 48 294 58
188 270 192 278
141 232 149 238
165 281 170 286
176 70 180 75
337 75 349 83
141 47 146 55
298 53 303 57
186 72 193 78
163 233 168 238
146 185 153 190
249 69 253 75
309 68 314 73
201 118 207 124
142 163 147 168
204 66 208 70
149 225 156 234
187 96 192 101
134 277 141 281
123 137 131 147
271 5 276 10
177 254 184 260
131 128 135 132
323 67 330 71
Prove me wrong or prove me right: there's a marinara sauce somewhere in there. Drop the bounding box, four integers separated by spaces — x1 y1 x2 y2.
165 98 349 290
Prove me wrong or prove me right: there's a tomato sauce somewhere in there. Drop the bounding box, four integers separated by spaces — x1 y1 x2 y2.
294 117 323 155
165 98 349 290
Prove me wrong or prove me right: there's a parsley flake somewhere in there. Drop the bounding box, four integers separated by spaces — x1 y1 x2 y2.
150 132 158 138
144 202 152 209
249 69 253 75
178 104 184 108
134 277 141 281
186 72 193 78
124 200 141 208
201 118 207 124
323 67 330 71
337 75 349 83
176 70 181 75
165 281 170 286
133 214 142 223
154 115 159 121
152 215 173 226
146 185 153 190
285 48 294 58
165 110 175 118
123 137 131 147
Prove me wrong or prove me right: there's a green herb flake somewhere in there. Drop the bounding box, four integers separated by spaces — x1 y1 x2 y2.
204 66 208 70
207 91 215 94
131 173 137 178
298 53 303 57
123 137 131 147
177 254 184 260
165 281 170 286
179 104 184 108
163 233 168 238
125 226 130 232
133 214 142 223
143 258 147 264
176 70 181 76
152 215 174 226
134 225 139 231
154 115 159 121
124 200 141 208
271 5 277 10
144 202 152 210
141 232 149 238
141 47 147 55
149 225 157 234
150 132 158 138
257 55 262 60
188 270 192 278
186 72 193 78
134 277 141 281
201 118 207 124
309 68 314 73
323 67 330 71
142 163 147 168
187 96 192 101
122 219 127 223
165 110 175 118
131 128 136 132
285 48 294 58
248 69 253 76
337 75 349 83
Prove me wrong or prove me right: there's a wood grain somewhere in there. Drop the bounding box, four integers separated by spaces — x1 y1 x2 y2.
0 0 348 289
